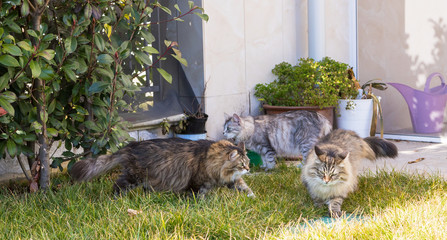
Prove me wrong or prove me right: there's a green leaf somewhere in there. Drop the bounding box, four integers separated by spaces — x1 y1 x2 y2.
38 49 56 60
55 46 63 63
157 68 172 84
174 4 181 13
188 1 194 9
93 97 108 107
89 81 110 94
94 34 105 52
31 121 42 133
11 134 23 144
50 157 64 170
74 105 88 115
94 67 114 80
171 54 188 67
63 67 77 81
62 15 72 27
40 111 48 124
157 3 172 15
84 121 101 132
62 151 75 157
39 67 56 81
65 37 77 54
27 30 39 38
48 99 56 114
134 51 151 66
7 22 21 34
2 44 22 56
118 40 129 52
142 46 159 54
30 60 41 78
97 54 114 64
47 128 59 137
17 41 33 52
0 133 8 140
1 91 17 102
194 12 209 22
0 73 9 90
0 55 20 67
23 134 37 141
0 98 14 116
164 40 172 47
140 29 155 44
42 34 56 42
65 141 72 151
6 139 17 157
84 3 93 19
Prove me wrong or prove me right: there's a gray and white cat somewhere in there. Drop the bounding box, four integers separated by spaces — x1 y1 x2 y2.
301 129 398 217
223 110 332 169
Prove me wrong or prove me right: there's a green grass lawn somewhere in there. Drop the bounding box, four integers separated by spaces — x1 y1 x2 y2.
0 163 446 239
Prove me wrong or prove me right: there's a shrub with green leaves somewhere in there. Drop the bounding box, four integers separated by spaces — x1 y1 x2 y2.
254 57 358 108
0 0 207 190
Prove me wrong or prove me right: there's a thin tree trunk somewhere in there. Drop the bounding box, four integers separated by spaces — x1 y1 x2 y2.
32 2 50 191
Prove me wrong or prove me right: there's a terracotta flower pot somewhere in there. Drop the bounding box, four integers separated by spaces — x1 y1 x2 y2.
262 104 335 127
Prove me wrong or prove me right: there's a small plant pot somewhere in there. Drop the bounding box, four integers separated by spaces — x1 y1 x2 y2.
336 99 374 138
175 133 207 140
185 114 208 134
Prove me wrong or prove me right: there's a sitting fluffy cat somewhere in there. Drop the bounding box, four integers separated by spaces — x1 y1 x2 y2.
301 129 398 217
223 110 332 169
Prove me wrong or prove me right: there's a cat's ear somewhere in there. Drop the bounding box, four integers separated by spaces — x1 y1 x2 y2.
224 112 231 120
229 150 239 161
314 145 324 156
237 142 246 151
232 113 241 123
338 151 349 160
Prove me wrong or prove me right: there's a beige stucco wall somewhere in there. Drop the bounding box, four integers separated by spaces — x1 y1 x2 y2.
325 0 351 65
202 0 308 139
359 0 447 133
201 0 355 140
203 0 447 140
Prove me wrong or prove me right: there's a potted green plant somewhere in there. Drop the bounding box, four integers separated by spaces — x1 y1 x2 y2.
336 68 388 138
175 109 208 140
160 82 208 140
254 57 357 125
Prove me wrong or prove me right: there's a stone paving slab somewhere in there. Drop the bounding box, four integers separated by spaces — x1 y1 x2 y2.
360 140 447 179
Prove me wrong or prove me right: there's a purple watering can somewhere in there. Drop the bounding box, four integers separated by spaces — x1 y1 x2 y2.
389 72 447 133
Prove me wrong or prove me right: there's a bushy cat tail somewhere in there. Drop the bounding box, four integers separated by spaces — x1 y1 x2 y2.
364 137 398 159
70 154 121 182
318 114 333 136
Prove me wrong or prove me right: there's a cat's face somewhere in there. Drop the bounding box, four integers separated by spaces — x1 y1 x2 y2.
221 146 250 182
223 114 242 139
312 145 349 185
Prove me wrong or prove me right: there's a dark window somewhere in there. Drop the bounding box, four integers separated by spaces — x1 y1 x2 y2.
120 0 204 126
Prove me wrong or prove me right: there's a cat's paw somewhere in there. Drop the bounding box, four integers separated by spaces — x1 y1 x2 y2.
330 210 344 218
247 192 256 198
261 162 276 171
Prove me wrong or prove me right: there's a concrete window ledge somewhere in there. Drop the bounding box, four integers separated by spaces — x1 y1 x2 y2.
121 113 186 140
